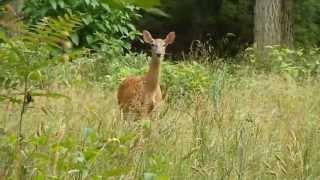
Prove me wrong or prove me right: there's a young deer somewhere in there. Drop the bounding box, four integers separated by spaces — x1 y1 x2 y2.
117 30 176 120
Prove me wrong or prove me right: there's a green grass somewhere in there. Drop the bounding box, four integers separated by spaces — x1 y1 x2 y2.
1 65 320 179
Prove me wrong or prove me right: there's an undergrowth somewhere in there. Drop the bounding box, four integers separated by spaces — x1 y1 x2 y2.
1 60 320 179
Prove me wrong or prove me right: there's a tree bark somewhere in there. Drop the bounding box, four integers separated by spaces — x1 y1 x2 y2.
254 0 282 50
254 0 295 59
281 0 294 47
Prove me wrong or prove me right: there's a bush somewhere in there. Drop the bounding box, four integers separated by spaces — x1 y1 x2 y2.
0 14 81 91
161 61 211 97
23 0 141 52
245 46 320 80
64 52 212 98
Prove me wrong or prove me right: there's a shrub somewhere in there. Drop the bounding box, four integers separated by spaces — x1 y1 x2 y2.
0 14 81 144
88 53 212 98
245 46 320 80
23 0 141 52
161 61 211 98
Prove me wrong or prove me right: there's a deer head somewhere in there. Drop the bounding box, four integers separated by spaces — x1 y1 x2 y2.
143 30 176 58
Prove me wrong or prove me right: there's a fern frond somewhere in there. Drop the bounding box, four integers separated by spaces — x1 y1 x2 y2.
26 14 81 49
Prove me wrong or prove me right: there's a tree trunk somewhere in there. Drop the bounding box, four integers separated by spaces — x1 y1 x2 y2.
254 0 282 52
281 0 294 48
254 0 294 59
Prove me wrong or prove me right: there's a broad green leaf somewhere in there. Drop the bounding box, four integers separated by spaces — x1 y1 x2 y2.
70 33 79 45
84 0 90 5
82 15 93 25
49 0 57 10
101 3 111 11
58 0 65 8
86 35 94 45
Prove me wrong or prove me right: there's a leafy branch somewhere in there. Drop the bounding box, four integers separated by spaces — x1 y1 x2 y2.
0 14 81 143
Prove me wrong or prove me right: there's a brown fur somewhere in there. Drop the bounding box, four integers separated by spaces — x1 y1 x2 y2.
117 75 162 116
117 30 175 120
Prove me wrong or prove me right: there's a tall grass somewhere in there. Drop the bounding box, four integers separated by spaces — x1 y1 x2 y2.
1 61 320 179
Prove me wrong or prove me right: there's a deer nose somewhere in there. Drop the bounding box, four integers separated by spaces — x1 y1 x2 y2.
154 48 163 55
155 53 162 57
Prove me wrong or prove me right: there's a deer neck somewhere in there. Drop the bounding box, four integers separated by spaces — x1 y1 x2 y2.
144 55 162 91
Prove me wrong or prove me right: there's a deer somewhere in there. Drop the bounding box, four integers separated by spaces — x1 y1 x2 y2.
117 30 176 120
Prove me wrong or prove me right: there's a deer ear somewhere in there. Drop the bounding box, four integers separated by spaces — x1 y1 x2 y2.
143 30 154 44
164 32 176 45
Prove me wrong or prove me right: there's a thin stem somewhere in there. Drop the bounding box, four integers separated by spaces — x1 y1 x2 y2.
15 75 28 180
18 75 28 144
3 90 12 130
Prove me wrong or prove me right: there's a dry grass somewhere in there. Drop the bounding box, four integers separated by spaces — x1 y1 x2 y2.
1 72 320 179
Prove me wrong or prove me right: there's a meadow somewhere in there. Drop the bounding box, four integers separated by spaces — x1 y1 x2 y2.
1 50 320 179
1 0 320 179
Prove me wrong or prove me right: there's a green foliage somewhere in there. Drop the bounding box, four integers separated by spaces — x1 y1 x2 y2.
161 61 211 97
295 0 320 46
102 0 161 9
0 14 81 146
2 63 320 179
23 0 141 51
0 13 83 178
0 14 80 89
1 0 320 179
0 126 136 178
245 46 320 80
90 52 211 97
